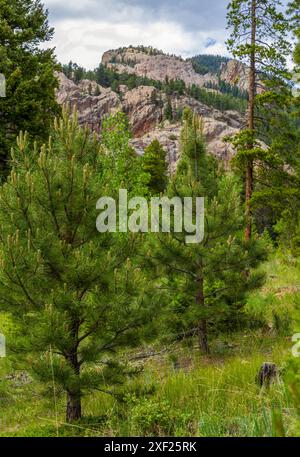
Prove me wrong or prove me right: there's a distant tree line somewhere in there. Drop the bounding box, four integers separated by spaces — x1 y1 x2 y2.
187 84 247 113
190 54 231 75
61 62 247 113
106 45 167 57
204 78 249 100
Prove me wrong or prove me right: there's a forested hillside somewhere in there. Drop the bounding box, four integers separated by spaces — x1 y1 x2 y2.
190 54 230 74
0 0 300 440
61 58 248 113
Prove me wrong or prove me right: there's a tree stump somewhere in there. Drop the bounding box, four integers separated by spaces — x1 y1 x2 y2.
256 362 278 388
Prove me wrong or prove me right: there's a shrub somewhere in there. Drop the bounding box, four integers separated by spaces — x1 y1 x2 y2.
128 396 191 435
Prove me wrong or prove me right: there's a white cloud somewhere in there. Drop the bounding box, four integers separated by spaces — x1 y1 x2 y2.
40 0 293 71
42 0 231 68
48 18 229 68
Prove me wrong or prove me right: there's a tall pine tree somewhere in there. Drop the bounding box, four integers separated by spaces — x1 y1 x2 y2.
0 0 60 177
288 0 300 65
147 108 266 354
227 0 290 239
250 1 300 242
0 110 156 422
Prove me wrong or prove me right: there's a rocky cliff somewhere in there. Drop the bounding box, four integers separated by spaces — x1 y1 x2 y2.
219 60 250 93
56 46 248 167
56 73 121 132
102 46 252 94
57 72 242 167
102 47 218 88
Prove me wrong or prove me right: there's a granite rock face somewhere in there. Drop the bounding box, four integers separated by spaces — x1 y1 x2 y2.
101 47 253 94
102 47 218 88
56 47 247 167
56 72 121 132
122 85 162 136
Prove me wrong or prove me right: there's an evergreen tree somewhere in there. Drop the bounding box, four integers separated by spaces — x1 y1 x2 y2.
0 0 60 176
147 108 266 353
187 83 247 113
259 2 300 251
164 98 173 122
249 2 300 239
251 107 300 239
280 3 300 432
141 140 168 195
101 112 149 196
288 1 300 64
0 110 156 422
191 55 231 75
227 0 290 240
94 84 101 96
66 61 74 79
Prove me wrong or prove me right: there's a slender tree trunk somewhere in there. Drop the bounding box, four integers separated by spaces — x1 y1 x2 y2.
66 390 82 422
66 352 82 422
196 277 210 354
245 163 253 241
245 0 257 241
198 318 210 354
66 320 82 423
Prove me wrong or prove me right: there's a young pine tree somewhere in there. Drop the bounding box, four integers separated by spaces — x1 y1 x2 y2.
227 0 290 240
164 98 173 122
101 111 150 196
141 140 168 195
148 108 266 354
0 0 60 177
0 110 156 422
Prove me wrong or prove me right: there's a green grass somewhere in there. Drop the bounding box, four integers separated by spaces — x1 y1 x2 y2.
246 255 300 332
0 254 299 437
80 332 294 437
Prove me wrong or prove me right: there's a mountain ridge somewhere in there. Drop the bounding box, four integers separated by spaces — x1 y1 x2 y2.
57 46 250 167
101 46 250 94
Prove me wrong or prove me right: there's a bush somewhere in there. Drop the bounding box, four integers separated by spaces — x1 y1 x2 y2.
128 396 191 435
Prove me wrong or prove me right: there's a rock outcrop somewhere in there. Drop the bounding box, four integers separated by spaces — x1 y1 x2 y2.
122 86 162 136
102 47 218 88
101 47 253 94
56 72 121 132
220 59 264 94
56 69 242 167
220 60 249 93
131 117 239 173
56 47 248 167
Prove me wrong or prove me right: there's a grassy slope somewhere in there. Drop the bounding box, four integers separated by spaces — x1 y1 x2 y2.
0 255 299 437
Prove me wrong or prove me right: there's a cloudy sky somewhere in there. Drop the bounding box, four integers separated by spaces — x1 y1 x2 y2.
43 0 234 68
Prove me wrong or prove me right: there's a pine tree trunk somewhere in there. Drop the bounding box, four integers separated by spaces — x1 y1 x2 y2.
66 354 82 422
198 318 210 354
245 0 257 241
196 277 210 354
245 163 253 241
66 320 82 423
66 390 82 422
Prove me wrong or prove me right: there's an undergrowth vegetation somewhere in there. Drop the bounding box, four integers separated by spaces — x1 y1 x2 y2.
0 255 299 437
